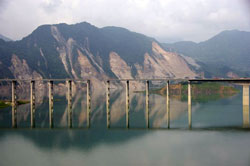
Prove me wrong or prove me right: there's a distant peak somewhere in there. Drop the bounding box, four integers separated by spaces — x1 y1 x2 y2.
34 21 96 31
101 26 130 32
73 21 98 29
223 29 240 32
217 29 249 36
77 21 93 26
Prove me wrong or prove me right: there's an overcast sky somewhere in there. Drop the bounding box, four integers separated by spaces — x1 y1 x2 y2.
0 0 250 42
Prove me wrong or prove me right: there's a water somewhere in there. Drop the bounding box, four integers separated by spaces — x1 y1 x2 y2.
0 83 250 166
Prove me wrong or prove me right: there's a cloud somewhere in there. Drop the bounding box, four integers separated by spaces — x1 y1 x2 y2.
0 0 249 42
0 0 6 6
40 0 62 13
0 0 8 13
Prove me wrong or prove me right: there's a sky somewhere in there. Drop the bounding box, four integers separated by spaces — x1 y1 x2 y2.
0 0 250 43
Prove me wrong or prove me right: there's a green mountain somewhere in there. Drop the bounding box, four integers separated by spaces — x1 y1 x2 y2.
0 22 196 83
162 30 250 77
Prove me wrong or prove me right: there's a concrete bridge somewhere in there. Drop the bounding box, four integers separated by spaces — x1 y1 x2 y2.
0 78 250 129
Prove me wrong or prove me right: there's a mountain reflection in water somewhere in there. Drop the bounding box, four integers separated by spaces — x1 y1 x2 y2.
0 82 247 129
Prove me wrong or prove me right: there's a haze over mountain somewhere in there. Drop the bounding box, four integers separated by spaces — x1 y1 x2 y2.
0 22 196 85
0 34 12 42
162 30 250 77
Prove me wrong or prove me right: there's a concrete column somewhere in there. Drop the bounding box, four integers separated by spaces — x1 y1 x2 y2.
243 105 249 128
243 85 249 106
12 80 17 128
166 80 170 129
188 81 192 129
106 80 110 128
126 80 130 128
146 80 149 128
243 84 249 128
87 80 91 128
30 80 35 128
67 80 72 128
48 81 54 128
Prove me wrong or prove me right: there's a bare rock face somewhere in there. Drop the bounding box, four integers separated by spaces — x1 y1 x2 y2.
109 52 133 79
51 26 78 78
134 42 197 79
8 54 45 102
50 26 196 82
51 25 109 91
180 54 200 70
50 25 196 82
9 54 34 79
8 54 43 81
77 49 99 78
108 42 197 82
226 71 239 78
153 42 196 78
77 49 107 92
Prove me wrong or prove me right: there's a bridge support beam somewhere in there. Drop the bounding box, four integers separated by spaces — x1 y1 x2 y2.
67 80 72 128
126 80 130 128
243 84 249 128
12 80 17 128
146 80 149 128
87 80 91 128
166 80 170 129
48 80 54 128
188 81 192 129
30 80 35 128
106 80 110 128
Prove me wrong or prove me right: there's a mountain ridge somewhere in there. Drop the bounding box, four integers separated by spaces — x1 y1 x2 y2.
0 34 12 42
162 29 250 77
0 22 197 85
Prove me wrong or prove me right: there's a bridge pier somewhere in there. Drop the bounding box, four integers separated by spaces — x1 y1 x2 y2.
48 80 54 128
146 80 149 128
106 80 110 128
188 81 192 129
87 80 91 128
126 80 130 128
243 84 249 128
166 80 170 128
12 80 17 128
67 80 72 128
30 80 35 128
6 78 250 129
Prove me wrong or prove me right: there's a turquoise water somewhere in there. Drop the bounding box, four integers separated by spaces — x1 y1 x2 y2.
0 85 249 166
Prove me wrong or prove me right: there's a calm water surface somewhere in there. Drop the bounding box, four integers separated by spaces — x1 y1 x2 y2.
0 83 250 166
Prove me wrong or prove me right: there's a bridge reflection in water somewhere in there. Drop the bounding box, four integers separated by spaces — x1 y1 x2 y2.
243 84 249 128
1 78 250 129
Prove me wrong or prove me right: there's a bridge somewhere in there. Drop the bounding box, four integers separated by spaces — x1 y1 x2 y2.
0 78 249 129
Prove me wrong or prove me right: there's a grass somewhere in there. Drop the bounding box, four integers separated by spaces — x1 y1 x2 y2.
0 101 11 109
0 100 30 109
153 82 240 103
17 100 30 105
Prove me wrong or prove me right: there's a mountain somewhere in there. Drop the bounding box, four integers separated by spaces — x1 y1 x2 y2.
162 30 250 77
0 34 12 42
0 22 197 86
